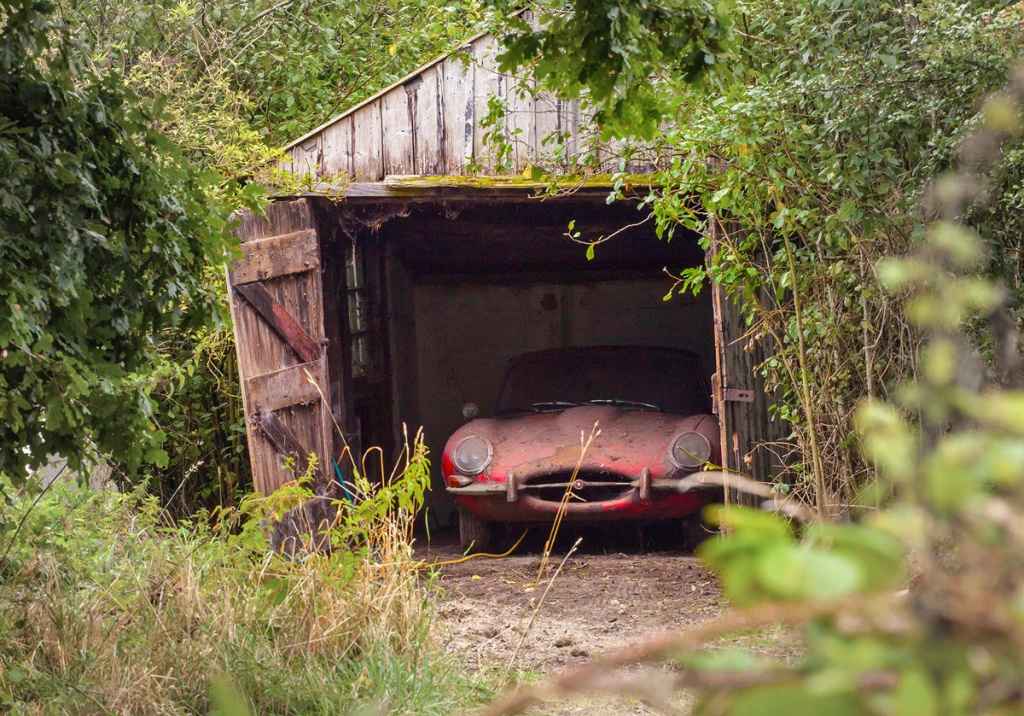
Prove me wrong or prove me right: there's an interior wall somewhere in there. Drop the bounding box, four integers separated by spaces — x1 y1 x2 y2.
409 279 715 524
385 244 422 453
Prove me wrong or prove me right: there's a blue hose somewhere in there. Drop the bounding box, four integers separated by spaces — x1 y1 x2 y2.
333 458 355 505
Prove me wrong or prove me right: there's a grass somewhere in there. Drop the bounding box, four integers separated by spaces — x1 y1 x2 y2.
0 438 477 716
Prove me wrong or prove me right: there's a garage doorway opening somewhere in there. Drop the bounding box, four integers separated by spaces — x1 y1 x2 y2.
330 196 716 525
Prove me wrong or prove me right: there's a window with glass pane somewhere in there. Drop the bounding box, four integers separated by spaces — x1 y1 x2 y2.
345 248 370 378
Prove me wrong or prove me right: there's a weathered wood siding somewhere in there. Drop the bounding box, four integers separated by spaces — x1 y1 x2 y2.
281 29 622 180
710 221 790 491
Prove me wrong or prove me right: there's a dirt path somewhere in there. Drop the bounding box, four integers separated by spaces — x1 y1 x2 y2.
419 530 723 678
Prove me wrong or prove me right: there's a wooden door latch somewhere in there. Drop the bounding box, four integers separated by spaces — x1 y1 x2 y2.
723 388 755 403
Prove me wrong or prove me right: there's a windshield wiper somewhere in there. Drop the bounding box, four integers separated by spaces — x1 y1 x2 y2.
492 401 580 417
588 399 662 411
528 401 582 412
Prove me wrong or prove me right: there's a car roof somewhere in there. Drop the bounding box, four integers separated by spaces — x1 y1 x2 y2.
507 345 702 366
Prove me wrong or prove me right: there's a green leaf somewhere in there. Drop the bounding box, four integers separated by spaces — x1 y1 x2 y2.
857 402 917 481
710 186 731 204
712 684 860 716
893 667 938 716
755 544 862 601
804 523 905 592
836 200 856 222
145 449 170 469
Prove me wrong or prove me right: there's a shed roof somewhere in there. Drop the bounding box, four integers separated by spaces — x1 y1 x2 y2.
281 18 654 184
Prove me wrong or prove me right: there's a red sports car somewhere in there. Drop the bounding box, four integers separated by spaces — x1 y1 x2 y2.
442 346 722 550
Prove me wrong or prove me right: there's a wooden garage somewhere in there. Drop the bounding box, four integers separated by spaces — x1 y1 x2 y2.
227 23 784 524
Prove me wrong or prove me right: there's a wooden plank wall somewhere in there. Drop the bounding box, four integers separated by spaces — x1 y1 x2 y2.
285 32 641 180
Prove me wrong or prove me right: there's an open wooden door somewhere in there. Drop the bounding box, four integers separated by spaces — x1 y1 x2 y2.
228 200 335 538
709 219 788 498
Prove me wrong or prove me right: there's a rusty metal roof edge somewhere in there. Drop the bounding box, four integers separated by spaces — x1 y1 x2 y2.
282 9 529 153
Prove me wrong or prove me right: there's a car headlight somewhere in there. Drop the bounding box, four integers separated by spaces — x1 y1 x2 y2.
453 435 493 475
669 431 711 470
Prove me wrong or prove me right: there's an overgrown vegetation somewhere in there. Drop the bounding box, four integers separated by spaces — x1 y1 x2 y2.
71 0 516 507
7 0 1024 713
0 434 467 715
503 0 1024 514
0 0 242 485
4 0 516 505
141 281 251 515
60 0 516 145
479 57 1024 716
0 2 514 711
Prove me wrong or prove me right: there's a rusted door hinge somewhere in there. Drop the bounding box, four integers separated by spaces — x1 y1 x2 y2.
723 388 755 403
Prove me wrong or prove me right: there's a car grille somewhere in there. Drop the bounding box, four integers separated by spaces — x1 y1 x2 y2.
519 471 633 503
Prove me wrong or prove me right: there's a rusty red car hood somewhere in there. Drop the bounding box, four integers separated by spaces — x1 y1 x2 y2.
441 405 719 482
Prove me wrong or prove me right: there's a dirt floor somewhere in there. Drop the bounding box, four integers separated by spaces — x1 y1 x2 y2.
417 525 728 713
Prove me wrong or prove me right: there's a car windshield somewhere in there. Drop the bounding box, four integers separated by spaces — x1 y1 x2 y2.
495 346 711 415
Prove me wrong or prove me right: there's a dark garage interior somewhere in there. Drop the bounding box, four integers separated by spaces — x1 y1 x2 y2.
328 196 716 525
